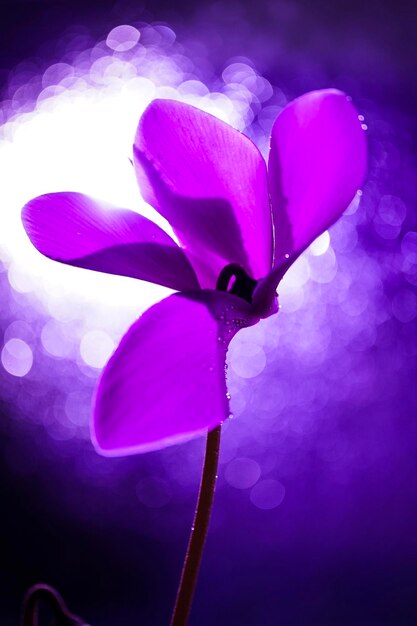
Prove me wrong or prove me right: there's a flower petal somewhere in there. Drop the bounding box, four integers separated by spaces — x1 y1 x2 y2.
133 99 273 287
269 89 367 266
92 290 259 455
22 192 199 291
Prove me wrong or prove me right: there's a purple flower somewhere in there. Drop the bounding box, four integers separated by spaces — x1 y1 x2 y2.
22 89 366 456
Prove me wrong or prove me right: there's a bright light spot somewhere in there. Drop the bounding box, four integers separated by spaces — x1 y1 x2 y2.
228 387 246 417
373 195 407 240
229 341 266 379
309 231 330 256
41 319 74 358
0 24 256 332
8 262 36 293
344 190 362 215
65 391 91 427
4 320 34 344
106 25 140 52
308 247 337 284
1 338 33 377
80 330 115 368
279 256 310 312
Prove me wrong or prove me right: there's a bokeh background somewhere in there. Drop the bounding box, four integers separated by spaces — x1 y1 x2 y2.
1 1 417 624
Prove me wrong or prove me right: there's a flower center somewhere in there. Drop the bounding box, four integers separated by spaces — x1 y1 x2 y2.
216 263 258 303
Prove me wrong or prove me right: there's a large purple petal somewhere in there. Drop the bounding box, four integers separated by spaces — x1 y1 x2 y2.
133 99 273 287
269 89 367 266
92 290 259 455
22 192 198 291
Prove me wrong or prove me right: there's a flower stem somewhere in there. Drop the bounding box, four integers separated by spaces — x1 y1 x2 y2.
169 424 221 626
22 584 86 626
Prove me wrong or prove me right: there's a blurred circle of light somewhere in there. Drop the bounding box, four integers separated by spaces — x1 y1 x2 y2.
391 288 417 323
308 230 330 256
1 338 33 377
41 319 74 358
65 390 91 428
373 194 407 240
106 25 141 52
4 320 35 344
229 340 266 379
401 231 417 281
225 457 261 489
0 20 257 328
80 330 115 369
402 231 417 263
250 479 286 510
308 246 338 284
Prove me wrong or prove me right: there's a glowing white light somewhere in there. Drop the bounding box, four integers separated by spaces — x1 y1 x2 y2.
1 338 33 377
80 330 115 369
278 256 310 313
308 247 338 284
309 231 330 256
0 25 252 337
41 319 74 358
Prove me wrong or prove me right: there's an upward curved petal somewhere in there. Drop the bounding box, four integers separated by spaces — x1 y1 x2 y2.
133 99 273 287
92 290 259 455
269 89 367 267
22 192 199 291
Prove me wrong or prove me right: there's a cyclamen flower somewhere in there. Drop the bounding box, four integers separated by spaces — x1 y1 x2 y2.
22 89 366 456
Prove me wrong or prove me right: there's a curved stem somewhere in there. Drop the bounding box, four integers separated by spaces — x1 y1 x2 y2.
22 584 86 626
170 425 221 626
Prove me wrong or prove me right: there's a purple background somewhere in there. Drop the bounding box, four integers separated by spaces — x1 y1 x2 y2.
1 1 417 625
